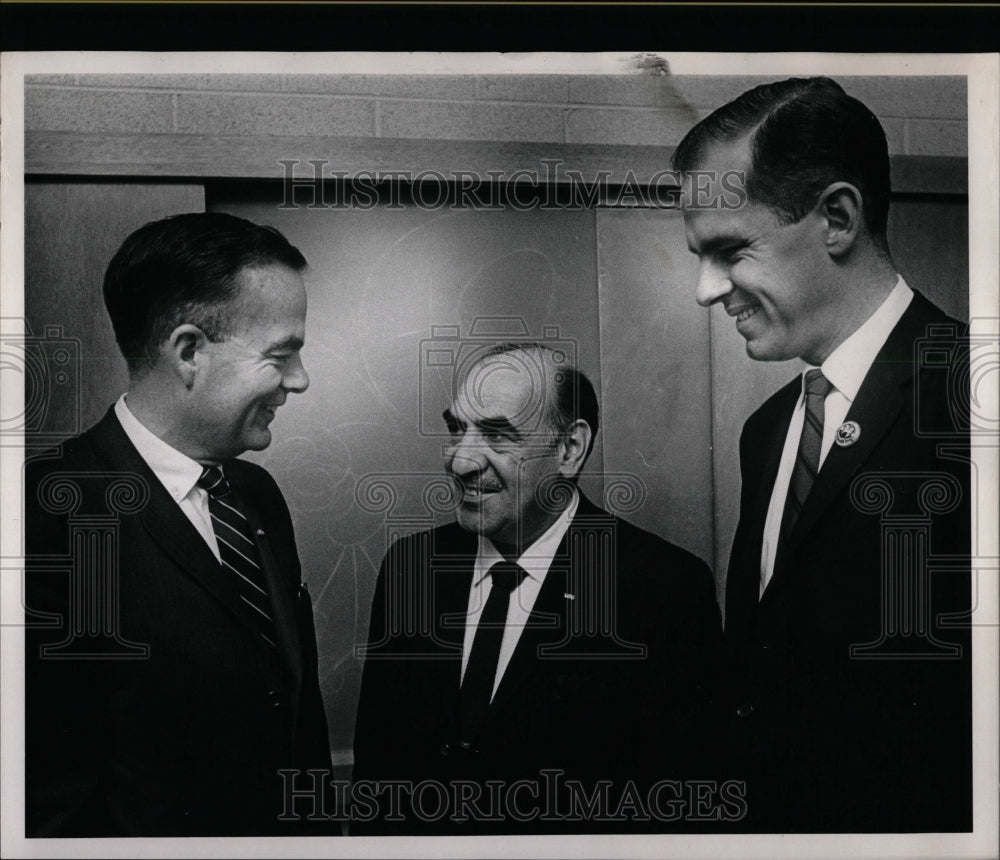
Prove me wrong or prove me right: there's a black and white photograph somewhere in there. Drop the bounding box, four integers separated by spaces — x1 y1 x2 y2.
1 26 997 860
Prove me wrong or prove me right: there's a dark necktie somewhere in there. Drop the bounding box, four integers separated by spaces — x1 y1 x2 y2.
459 560 527 745
779 368 835 548
197 465 277 649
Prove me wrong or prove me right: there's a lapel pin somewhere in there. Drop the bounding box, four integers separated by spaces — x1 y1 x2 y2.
563 593 575 600
835 420 861 447
256 528 266 537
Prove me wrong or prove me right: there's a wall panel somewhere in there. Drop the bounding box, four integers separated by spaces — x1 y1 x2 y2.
888 197 970 321
24 181 206 437
595 207 716 580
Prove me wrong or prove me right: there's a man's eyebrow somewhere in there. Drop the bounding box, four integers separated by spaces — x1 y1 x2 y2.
269 335 304 351
442 410 520 438
475 416 520 437
688 233 748 256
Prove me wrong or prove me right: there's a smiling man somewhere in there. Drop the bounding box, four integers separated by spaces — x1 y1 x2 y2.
25 213 331 836
354 343 723 833
674 78 971 832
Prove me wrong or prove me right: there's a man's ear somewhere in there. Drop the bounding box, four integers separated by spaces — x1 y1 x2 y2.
817 181 863 258
558 419 593 479
166 324 209 389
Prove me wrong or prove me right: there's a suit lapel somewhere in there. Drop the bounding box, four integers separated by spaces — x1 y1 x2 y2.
728 381 799 621
741 383 799 562
776 292 940 573
486 561 567 720
88 409 285 646
431 529 477 732
784 375 905 553
483 498 609 723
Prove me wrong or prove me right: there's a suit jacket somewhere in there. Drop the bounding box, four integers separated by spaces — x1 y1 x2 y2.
24 407 332 836
353 494 724 834
724 291 972 832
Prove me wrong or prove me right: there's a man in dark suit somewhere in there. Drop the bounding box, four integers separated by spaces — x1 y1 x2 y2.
674 77 971 831
353 343 725 834
25 212 331 836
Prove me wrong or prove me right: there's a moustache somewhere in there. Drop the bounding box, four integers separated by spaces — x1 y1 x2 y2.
454 477 504 493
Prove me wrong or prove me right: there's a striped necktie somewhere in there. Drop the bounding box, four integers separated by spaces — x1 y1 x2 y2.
779 368 835 549
197 465 277 649
459 560 527 746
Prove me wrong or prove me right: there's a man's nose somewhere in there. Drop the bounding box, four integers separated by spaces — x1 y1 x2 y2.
282 353 310 393
446 433 487 477
695 259 734 307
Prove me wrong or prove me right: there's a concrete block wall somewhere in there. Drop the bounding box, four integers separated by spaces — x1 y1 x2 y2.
25 73 968 157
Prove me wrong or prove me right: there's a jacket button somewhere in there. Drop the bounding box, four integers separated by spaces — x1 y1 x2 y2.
736 702 754 718
439 742 450 757
267 689 282 708
457 740 473 752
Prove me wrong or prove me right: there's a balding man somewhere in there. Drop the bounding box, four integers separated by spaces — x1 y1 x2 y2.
354 342 724 833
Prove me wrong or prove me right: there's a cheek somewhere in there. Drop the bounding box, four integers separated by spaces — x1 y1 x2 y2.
243 368 282 401
255 364 284 388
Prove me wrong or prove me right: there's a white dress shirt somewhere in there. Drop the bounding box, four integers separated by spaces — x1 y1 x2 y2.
114 394 220 562
760 276 914 594
460 488 580 699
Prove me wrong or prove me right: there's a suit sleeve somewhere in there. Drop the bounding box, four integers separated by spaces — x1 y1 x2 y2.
352 540 399 783
24 457 116 835
252 466 332 773
623 534 723 795
660 553 725 782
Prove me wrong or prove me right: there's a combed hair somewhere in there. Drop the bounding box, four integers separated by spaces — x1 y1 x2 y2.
103 212 307 375
672 77 891 241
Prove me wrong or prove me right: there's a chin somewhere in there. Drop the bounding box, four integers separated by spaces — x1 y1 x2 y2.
454 508 481 535
243 431 273 452
745 339 792 363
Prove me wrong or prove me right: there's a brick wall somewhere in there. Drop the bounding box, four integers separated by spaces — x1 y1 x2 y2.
25 73 968 157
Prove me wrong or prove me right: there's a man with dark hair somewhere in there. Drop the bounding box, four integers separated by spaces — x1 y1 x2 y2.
675 78 971 831
354 342 723 833
25 212 332 836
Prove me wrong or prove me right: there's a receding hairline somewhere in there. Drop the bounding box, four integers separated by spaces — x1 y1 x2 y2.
456 346 566 431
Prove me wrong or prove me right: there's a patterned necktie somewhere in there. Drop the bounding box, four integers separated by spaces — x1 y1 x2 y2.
459 560 527 745
779 368 835 548
197 466 277 649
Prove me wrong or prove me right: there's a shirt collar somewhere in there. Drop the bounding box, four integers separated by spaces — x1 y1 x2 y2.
818 275 913 402
473 487 581 587
114 395 206 503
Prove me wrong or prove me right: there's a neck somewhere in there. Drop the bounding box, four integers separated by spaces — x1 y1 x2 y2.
808 257 898 364
491 490 575 562
126 380 212 463
491 541 523 564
